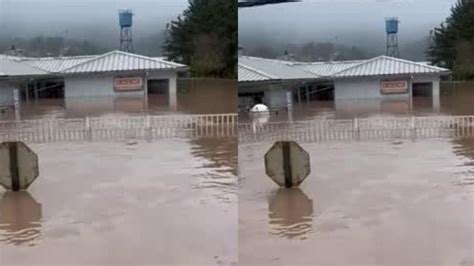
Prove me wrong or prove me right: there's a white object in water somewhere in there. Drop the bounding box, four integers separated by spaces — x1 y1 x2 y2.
250 104 269 113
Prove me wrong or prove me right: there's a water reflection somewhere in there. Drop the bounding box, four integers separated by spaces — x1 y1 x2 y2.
240 83 474 123
0 79 237 121
268 188 313 240
0 192 42 246
189 137 238 201
452 138 474 187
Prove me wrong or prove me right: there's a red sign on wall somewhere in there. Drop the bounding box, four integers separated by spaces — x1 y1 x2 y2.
114 77 143 91
381 80 408 94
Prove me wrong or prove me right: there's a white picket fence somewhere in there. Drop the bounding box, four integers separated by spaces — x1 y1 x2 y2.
0 114 238 143
239 115 474 143
3 114 474 144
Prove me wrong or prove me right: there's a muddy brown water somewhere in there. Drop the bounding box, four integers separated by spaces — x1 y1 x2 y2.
238 82 474 265
0 79 238 265
1 138 237 265
239 139 474 265
1 81 474 265
240 82 474 122
0 78 237 121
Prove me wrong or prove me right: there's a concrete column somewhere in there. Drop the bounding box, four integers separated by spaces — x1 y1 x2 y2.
409 77 413 111
13 88 20 107
297 86 302 103
144 74 149 110
34 82 38 101
24 84 29 102
286 90 293 110
306 86 310 103
169 75 177 111
432 79 440 112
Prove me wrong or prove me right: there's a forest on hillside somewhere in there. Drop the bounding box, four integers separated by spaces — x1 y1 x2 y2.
428 0 474 80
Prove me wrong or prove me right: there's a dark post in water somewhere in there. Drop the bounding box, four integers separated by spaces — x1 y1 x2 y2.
7 142 20 191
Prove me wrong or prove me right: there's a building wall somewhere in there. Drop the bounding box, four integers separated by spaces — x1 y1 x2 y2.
64 74 145 98
334 75 442 101
0 81 18 105
264 85 290 109
334 77 411 100
64 71 178 104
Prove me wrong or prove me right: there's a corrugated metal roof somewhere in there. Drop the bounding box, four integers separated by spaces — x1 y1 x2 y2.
294 60 366 77
0 54 22 60
0 58 49 76
20 55 96 73
0 51 188 77
238 63 275 82
331 56 450 78
62 50 187 74
239 56 319 81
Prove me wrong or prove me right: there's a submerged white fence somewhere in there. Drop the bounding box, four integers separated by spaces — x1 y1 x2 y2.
239 115 474 143
0 114 238 143
3 114 474 144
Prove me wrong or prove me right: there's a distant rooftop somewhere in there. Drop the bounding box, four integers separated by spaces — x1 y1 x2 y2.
0 51 188 77
239 56 320 82
238 55 450 82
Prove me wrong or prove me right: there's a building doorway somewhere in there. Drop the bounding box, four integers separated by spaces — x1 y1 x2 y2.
412 82 433 97
147 79 169 95
22 79 65 100
412 82 434 110
147 79 169 106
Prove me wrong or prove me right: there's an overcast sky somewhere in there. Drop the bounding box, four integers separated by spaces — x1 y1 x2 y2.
239 0 457 49
0 0 458 54
0 0 189 39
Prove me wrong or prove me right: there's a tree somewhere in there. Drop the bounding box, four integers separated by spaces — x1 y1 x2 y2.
427 0 474 80
163 0 237 78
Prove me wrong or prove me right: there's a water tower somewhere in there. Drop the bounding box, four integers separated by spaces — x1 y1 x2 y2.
119 10 134 52
385 17 400 58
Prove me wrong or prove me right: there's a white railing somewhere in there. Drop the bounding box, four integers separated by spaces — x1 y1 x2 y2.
239 115 474 143
0 114 238 143
3 114 474 144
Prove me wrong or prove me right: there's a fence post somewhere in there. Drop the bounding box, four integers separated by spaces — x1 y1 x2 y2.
410 116 416 140
145 115 152 141
353 117 360 141
84 116 91 141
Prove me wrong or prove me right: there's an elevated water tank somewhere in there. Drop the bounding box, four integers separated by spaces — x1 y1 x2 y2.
385 17 399 34
119 10 133 27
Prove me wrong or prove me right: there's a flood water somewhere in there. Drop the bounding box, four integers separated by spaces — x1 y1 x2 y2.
239 82 474 122
0 78 237 121
1 138 237 265
2 80 474 265
0 79 238 265
239 139 474 265
238 82 474 265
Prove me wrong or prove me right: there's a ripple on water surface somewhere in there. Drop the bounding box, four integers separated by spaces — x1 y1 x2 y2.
0 192 42 246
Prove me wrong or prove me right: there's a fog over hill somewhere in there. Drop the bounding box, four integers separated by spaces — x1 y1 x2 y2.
239 0 456 61
0 0 189 55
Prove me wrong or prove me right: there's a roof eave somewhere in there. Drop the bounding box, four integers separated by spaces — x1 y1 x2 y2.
62 67 190 75
332 71 451 80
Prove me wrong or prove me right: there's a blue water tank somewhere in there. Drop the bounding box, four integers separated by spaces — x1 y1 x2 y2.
385 18 399 34
119 10 133 27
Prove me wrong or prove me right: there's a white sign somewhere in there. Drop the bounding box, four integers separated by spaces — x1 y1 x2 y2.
381 80 408 94
0 142 39 191
264 141 310 187
114 77 143 91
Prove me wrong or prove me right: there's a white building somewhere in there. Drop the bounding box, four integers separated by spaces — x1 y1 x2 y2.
238 55 450 111
0 50 188 107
